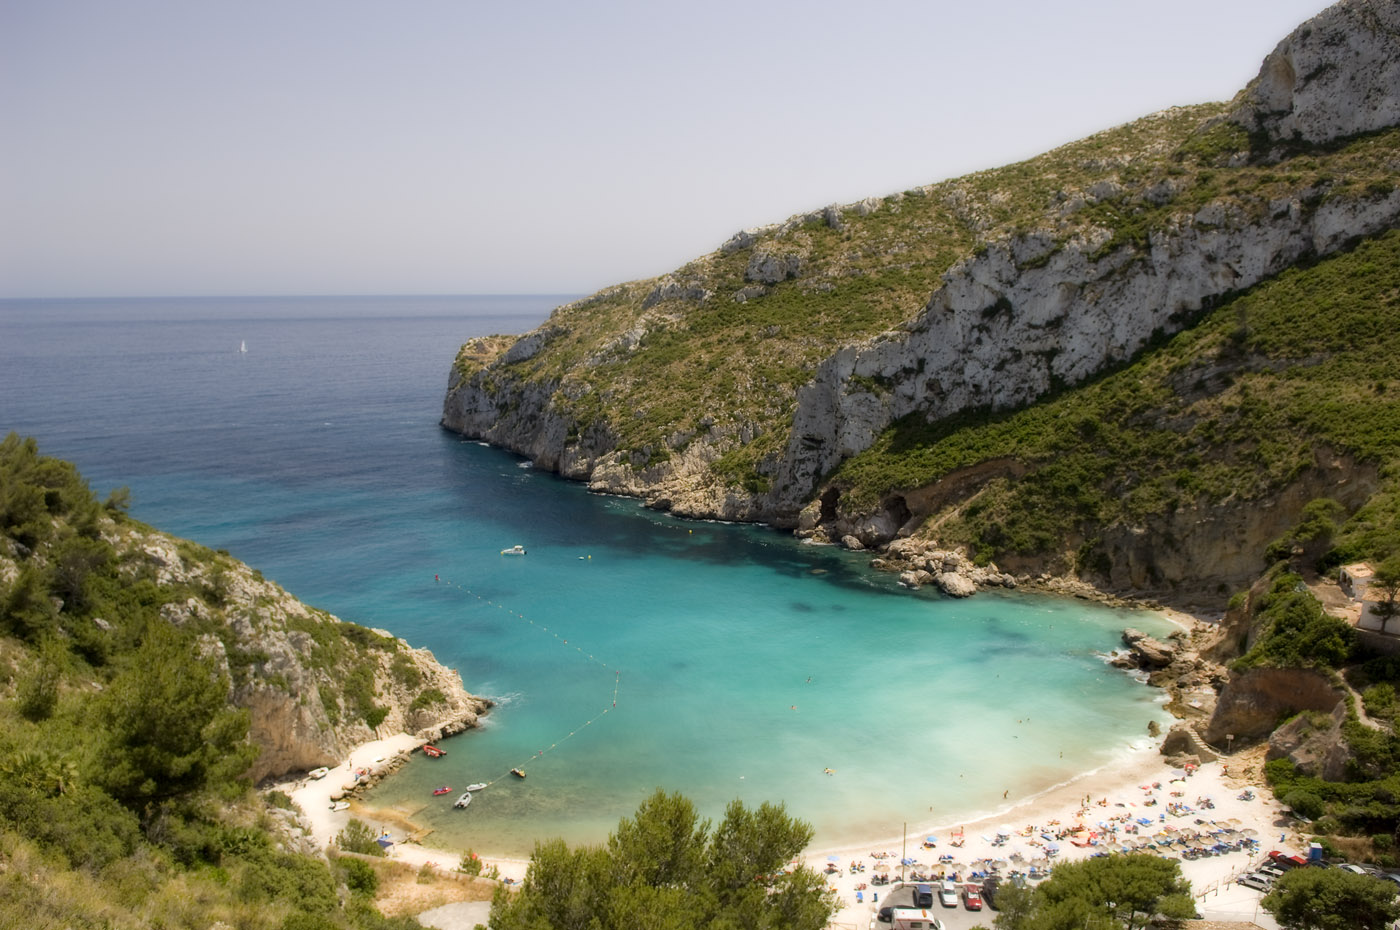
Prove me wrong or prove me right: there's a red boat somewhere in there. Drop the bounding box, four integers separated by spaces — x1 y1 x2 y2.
422 744 445 758
432 785 452 796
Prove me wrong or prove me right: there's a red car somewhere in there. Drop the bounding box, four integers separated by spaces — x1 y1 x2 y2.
963 885 983 910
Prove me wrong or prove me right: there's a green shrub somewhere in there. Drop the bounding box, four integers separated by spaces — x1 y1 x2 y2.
409 688 447 713
1284 789 1326 820
335 819 386 858
340 857 379 896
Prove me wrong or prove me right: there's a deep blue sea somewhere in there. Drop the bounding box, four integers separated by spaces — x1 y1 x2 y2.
0 295 1174 855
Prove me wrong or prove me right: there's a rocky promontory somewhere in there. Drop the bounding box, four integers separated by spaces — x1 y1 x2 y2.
112 524 492 783
442 0 1400 612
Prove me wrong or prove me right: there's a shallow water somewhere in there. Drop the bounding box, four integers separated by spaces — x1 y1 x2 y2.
0 295 1175 855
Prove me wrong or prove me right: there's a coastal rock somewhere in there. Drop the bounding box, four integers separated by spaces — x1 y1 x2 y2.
1121 628 1177 669
1159 723 1218 764
935 572 977 598
840 535 865 551
1202 666 1345 747
900 569 934 588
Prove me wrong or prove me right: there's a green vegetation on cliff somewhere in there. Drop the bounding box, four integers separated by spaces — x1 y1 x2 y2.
832 228 1400 573
0 436 427 928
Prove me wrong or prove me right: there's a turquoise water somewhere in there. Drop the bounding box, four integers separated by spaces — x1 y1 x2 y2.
0 295 1175 856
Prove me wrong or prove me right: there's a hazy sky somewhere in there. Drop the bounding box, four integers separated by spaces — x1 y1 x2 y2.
2 0 1328 298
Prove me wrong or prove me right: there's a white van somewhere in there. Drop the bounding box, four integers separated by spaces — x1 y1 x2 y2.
872 906 945 930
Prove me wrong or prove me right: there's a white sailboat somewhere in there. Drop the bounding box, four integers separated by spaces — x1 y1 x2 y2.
239 340 247 354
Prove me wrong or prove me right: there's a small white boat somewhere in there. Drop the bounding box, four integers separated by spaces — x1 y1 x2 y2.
454 791 472 809
466 782 488 792
330 801 349 812
308 766 329 780
500 545 526 556
239 340 247 353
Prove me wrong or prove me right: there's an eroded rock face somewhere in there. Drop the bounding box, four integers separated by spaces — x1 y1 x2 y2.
1267 701 1350 781
115 523 492 784
1202 666 1344 746
1159 723 1219 764
1229 0 1400 147
771 190 1400 515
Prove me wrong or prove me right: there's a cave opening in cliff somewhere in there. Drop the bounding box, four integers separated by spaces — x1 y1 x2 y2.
818 486 839 524
882 494 912 534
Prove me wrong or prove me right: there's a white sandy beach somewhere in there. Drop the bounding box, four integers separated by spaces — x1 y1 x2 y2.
283 729 1292 928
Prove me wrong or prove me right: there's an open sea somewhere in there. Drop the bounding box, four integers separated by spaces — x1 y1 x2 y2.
0 295 1175 856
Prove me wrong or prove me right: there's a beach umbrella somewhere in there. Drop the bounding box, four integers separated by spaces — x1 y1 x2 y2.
901 858 917 866
827 855 839 862
997 824 1013 836
1241 828 1258 836
873 863 889 873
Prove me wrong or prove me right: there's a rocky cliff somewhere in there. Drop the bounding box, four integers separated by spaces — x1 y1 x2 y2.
443 0 1400 604
113 525 491 783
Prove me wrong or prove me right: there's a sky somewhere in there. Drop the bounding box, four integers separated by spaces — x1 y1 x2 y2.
1 0 1331 298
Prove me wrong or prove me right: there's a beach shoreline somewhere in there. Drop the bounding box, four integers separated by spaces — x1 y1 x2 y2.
280 594 1288 926
282 729 1292 927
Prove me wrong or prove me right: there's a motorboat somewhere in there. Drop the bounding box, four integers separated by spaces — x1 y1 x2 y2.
432 786 452 796
510 768 527 779
466 782 488 792
308 766 329 779
454 791 472 809
501 545 526 556
422 744 445 757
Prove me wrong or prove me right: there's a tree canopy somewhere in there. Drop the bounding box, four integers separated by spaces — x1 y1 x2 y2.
489 789 836 930
91 619 256 809
991 855 1194 930
1262 867 1400 930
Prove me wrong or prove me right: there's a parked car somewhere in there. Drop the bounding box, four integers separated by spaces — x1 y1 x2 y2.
981 877 1000 910
1336 863 1368 875
1259 865 1285 879
938 880 958 907
1236 873 1272 891
963 885 983 910
912 883 933 908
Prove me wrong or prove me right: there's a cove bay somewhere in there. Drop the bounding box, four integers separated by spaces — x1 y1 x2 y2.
0 295 1176 855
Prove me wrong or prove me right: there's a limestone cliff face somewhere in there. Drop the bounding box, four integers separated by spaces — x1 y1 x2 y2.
1228 0 1400 148
772 191 1400 515
119 527 491 783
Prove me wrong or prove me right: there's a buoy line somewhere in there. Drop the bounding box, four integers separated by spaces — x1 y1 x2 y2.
435 575 621 789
